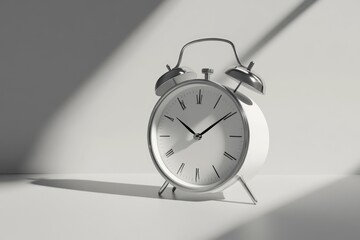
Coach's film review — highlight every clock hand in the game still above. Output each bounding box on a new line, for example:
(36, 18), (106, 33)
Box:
(176, 117), (196, 135)
(199, 112), (231, 136)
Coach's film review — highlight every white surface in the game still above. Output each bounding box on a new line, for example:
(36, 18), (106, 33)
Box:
(1, 174), (359, 240)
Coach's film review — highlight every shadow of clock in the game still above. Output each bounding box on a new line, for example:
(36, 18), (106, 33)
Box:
(30, 178), (225, 202)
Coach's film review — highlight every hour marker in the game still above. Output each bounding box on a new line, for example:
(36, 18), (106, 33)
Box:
(224, 151), (236, 161)
(223, 111), (237, 120)
(164, 115), (174, 122)
(213, 95), (222, 109)
(160, 135), (170, 137)
(196, 89), (203, 104)
(195, 168), (200, 182)
(177, 163), (185, 174)
(177, 97), (186, 110)
(229, 135), (242, 138)
(212, 165), (220, 178)
(165, 149), (174, 158)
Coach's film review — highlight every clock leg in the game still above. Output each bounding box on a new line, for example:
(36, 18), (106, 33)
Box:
(158, 181), (169, 196)
(236, 175), (258, 205)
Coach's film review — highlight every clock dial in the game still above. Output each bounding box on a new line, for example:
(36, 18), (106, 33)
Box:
(149, 80), (248, 191)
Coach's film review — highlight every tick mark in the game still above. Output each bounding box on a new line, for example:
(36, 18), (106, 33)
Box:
(177, 97), (186, 110)
(224, 151), (236, 161)
(212, 165), (220, 178)
(213, 95), (222, 109)
(165, 149), (174, 158)
(160, 135), (170, 137)
(164, 115), (174, 122)
(177, 163), (185, 174)
(229, 135), (242, 138)
(196, 89), (203, 104)
(195, 168), (200, 182)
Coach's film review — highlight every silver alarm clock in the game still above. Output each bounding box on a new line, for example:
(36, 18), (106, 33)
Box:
(148, 38), (269, 204)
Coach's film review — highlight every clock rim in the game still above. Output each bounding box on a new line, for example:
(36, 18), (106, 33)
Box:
(147, 79), (250, 193)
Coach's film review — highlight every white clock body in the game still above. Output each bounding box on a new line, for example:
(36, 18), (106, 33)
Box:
(148, 79), (268, 193)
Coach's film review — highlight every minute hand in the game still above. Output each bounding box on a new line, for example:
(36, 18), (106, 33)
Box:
(200, 112), (231, 136)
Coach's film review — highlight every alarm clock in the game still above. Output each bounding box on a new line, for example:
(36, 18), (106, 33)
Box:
(148, 38), (269, 204)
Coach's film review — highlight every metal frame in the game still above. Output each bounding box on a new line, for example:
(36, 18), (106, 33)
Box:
(152, 38), (261, 204)
(158, 181), (169, 195)
(236, 175), (257, 204)
(158, 175), (258, 204)
(148, 80), (250, 193)
(174, 38), (244, 68)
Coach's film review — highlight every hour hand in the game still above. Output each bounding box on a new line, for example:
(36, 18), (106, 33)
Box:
(176, 117), (196, 134)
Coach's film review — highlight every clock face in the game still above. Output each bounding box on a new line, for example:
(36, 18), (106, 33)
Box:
(148, 80), (249, 192)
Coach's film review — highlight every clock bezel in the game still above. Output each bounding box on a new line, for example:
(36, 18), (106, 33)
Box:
(147, 79), (250, 193)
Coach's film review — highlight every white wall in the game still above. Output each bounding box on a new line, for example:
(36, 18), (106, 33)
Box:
(257, 0), (360, 175)
(0, 0), (163, 173)
(2, 0), (360, 174)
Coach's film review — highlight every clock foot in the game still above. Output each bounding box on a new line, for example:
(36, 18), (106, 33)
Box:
(158, 181), (169, 196)
(172, 186), (176, 193)
(236, 175), (258, 205)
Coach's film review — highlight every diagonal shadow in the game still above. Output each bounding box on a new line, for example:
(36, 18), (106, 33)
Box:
(0, 0), (318, 174)
(30, 178), (225, 202)
(352, 160), (360, 174)
(216, 0), (318, 90)
(241, 0), (318, 62)
(212, 176), (360, 240)
(0, 1), (164, 173)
